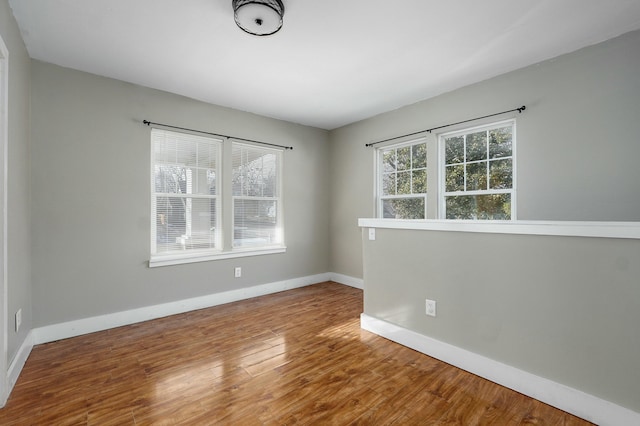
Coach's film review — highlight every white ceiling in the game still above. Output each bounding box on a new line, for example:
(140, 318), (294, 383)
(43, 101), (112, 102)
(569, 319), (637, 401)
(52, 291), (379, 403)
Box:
(8, 0), (640, 130)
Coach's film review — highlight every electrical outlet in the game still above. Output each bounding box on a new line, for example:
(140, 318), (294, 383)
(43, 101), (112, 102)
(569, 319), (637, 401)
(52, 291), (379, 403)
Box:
(15, 309), (22, 332)
(425, 299), (436, 317)
(368, 228), (376, 240)
(234, 267), (242, 278)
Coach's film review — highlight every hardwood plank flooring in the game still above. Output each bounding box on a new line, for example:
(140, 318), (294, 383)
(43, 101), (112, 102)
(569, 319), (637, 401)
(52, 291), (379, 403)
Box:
(0, 282), (593, 425)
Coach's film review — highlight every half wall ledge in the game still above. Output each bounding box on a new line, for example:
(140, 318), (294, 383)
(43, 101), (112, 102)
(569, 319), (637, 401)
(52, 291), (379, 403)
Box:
(358, 218), (640, 239)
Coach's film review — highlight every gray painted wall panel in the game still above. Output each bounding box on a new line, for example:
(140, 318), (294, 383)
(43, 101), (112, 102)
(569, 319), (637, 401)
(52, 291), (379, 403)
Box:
(30, 61), (330, 326)
(330, 27), (640, 415)
(330, 29), (640, 279)
(1, 0), (33, 365)
(362, 228), (640, 412)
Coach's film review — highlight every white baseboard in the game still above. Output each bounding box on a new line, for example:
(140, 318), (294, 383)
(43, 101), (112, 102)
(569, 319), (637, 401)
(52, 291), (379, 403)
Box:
(7, 274), (356, 407)
(7, 330), (34, 393)
(360, 314), (639, 426)
(34, 273), (331, 345)
(328, 272), (363, 289)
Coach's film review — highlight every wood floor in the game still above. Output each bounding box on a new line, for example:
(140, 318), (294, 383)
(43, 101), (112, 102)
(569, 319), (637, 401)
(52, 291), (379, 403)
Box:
(0, 282), (592, 425)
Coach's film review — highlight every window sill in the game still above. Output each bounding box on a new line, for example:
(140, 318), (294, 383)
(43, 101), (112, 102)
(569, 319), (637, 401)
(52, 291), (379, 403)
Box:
(149, 246), (287, 268)
(358, 218), (640, 240)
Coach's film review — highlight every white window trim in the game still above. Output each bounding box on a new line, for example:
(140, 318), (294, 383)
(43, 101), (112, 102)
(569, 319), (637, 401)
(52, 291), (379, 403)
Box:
(437, 119), (517, 220)
(149, 132), (286, 268)
(149, 246), (287, 268)
(375, 136), (428, 219)
(0, 33), (9, 407)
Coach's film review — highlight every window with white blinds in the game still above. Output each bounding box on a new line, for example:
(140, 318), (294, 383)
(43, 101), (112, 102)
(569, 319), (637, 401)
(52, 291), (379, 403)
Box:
(151, 130), (221, 256)
(232, 143), (282, 248)
(150, 129), (285, 266)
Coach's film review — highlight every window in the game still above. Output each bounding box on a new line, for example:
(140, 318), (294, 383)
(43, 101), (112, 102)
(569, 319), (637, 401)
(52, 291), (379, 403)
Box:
(150, 129), (284, 266)
(377, 138), (427, 219)
(232, 143), (282, 248)
(375, 120), (516, 221)
(152, 130), (221, 255)
(440, 121), (515, 220)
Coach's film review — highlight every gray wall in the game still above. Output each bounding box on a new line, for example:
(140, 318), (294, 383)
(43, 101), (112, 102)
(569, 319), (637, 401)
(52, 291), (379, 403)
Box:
(1, 0), (32, 365)
(331, 28), (640, 413)
(30, 61), (330, 326)
(363, 229), (640, 412)
(362, 228), (640, 413)
(330, 29), (640, 279)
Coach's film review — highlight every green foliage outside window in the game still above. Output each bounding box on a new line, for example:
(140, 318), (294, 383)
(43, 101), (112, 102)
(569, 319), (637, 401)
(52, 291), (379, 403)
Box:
(443, 125), (514, 220)
(381, 141), (427, 219)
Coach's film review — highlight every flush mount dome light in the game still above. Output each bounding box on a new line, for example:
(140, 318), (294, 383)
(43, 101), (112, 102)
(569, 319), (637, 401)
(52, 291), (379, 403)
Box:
(232, 0), (285, 36)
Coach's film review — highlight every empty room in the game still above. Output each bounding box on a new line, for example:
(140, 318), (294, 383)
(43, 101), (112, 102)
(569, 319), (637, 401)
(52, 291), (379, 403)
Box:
(1, 0), (639, 424)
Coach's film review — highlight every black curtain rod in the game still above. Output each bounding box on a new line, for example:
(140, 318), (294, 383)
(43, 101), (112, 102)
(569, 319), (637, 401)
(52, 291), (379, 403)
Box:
(142, 120), (294, 150)
(365, 105), (526, 147)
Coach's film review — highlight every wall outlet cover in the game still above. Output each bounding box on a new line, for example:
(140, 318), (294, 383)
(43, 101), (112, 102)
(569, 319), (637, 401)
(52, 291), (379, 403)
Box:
(425, 299), (436, 317)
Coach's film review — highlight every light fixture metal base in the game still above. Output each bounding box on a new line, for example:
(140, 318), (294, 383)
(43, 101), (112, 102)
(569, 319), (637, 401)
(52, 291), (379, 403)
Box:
(232, 0), (285, 36)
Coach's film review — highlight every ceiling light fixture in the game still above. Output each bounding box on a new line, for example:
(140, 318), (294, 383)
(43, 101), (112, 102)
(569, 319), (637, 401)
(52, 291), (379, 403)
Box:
(232, 0), (285, 36)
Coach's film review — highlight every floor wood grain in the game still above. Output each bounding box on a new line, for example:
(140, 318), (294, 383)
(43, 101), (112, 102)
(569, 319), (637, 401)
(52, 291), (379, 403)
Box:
(0, 282), (592, 425)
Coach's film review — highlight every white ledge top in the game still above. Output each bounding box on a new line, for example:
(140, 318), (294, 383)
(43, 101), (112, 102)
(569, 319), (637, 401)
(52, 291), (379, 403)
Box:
(358, 218), (640, 240)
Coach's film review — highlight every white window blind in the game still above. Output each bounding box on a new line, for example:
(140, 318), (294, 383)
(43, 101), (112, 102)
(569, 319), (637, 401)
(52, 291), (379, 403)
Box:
(232, 142), (282, 248)
(151, 129), (221, 256)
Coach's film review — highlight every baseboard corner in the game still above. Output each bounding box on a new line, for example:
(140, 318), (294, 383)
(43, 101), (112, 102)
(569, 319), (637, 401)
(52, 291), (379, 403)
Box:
(329, 272), (363, 289)
(7, 330), (34, 394)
